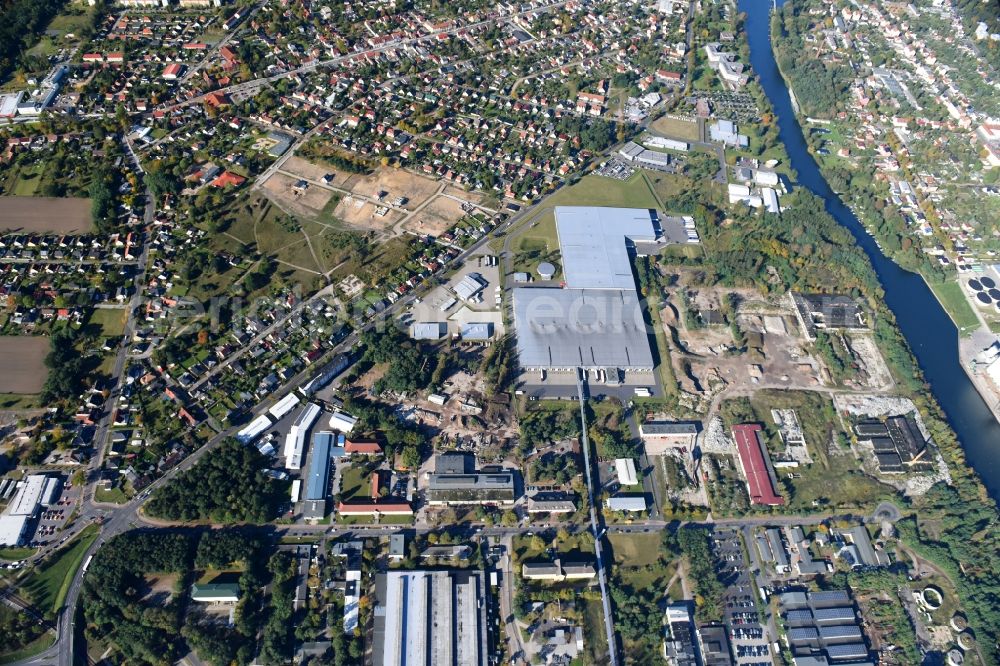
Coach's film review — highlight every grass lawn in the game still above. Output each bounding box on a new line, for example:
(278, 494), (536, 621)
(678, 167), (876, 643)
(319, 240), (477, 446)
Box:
(0, 546), (37, 561)
(0, 394), (41, 410)
(20, 524), (99, 617)
(46, 5), (96, 36)
(335, 514), (414, 525)
(930, 280), (980, 337)
(94, 486), (127, 504)
(608, 532), (675, 593)
(582, 597), (610, 664)
(10, 164), (43, 196)
(0, 631), (56, 665)
(84, 308), (127, 338)
(607, 533), (664, 568)
(338, 464), (369, 503)
(279, 535), (323, 545)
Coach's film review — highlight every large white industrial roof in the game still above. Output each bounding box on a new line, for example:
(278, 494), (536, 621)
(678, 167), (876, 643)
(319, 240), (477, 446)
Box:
(554, 206), (659, 290)
(8, 475), (47, 516)
(236, 414), (273, 443)
(268, 393), (301, 420)
(0, 514), (29, 547)
(512, 288), (655, 370)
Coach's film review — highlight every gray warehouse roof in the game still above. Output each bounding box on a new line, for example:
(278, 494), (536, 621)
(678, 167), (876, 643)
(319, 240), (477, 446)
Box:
(813, 607), (856, 623)
(785, 610), (814, 625)
(554, 206), (659, 290)
(412, 322), (446, 340)
(818, 624), (862, 641)
(809, 590), (851, 606)
(824, 643), (869, 660)
(513, 288), (655, 370)
(607, 495), (648, 511)
(787, 627), (819, 642)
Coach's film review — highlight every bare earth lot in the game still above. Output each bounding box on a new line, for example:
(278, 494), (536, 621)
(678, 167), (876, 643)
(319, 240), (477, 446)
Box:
(264, 159), (477, 236)
(403, 195), (468, 236)
(0, 337), (49, 393)
(344, 167), (441, 208)
(261, 172), (336, 219)
(281, 156), (338, 183)
(0, 197), (92, 234)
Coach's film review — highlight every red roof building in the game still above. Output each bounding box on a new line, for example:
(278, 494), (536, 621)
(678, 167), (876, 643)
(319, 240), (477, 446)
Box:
(210, 171), (246, 188)
(162, 63), (184, 80)
(337, 501), (412, 516)
(732, 424), (784, 506)
(204, 92), (232, 108)
(345, 439), (382, 455)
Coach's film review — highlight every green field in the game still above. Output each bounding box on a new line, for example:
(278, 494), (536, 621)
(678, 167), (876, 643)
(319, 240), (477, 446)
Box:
(336, 514), (413, 525)
(94, 486), (127, 505)
(930, 280), (980, 337)
(20, 524), (99, 617)
(582, 597), (610, 664)
(0, 632), (55, 665)
(607, 532), (663, 568)
(0, 546), (37, 561)
(338, 464), (369, 503)
(84, 308), (127, 338)
(0, 394), (41, 410)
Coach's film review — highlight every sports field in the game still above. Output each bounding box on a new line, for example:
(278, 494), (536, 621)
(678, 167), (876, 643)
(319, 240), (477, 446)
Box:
(0, 197), (92, 234)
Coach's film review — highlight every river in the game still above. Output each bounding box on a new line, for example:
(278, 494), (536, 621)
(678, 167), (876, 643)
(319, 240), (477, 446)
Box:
(739, 0), (1000, 500)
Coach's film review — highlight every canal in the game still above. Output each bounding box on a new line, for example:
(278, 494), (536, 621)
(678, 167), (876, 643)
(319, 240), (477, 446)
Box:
(739, 0), (1000, 499)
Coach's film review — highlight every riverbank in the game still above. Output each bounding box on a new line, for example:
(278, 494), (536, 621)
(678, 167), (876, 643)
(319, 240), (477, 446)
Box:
(744, 2), (1000, 659)
(745, 0), (1000, 499)
(767, 0), (1000, 448)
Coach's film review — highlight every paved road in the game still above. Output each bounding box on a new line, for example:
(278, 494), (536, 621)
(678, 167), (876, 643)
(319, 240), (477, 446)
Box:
(576, 379), (619, 666)
(86, 139), (156, 493)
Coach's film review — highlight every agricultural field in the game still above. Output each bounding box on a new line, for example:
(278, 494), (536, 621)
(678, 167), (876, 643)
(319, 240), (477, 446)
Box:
(0, 337), (49, 394)
(0, 197), (92, 234)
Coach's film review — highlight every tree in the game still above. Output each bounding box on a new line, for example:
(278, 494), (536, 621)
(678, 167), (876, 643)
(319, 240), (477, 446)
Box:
(400, 446), (420, 470)
(145, 440), (288, 523)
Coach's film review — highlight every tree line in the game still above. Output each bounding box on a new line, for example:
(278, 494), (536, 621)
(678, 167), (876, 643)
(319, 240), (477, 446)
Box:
(145, 439), (289, 523)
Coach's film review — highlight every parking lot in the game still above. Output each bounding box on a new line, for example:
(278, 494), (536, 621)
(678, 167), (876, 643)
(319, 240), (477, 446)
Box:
(593, 158), (637, 180)
(711, 528), (774, 666)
